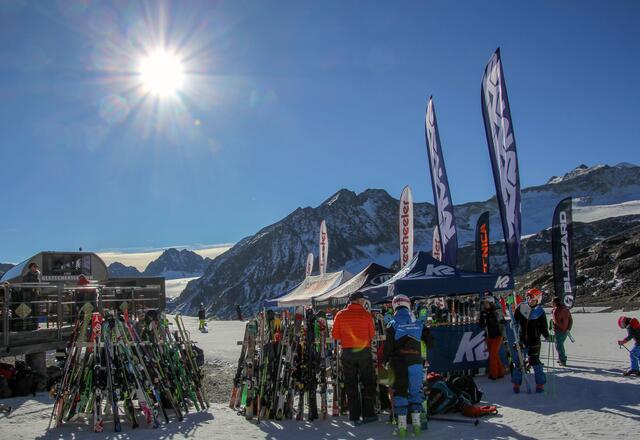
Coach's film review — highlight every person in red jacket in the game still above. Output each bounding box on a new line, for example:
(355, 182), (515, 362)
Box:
(331, 291), (376, 425)
(617, 316), (640, 376)
(551, 297), (573, 366)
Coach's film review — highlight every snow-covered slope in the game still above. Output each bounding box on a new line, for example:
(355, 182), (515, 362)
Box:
(173, 163), (640, 319)
(3, 312), (639, 439)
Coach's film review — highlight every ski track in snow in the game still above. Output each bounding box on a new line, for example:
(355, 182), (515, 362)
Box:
(1, 313), (639, 439)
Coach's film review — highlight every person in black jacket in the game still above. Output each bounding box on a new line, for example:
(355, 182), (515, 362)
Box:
(198, 303), (206, 331)
(479, 295), (506, 379)
(512, 288), (550, 393)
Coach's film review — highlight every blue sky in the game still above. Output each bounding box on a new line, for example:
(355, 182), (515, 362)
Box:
(0, 0), (638, 262)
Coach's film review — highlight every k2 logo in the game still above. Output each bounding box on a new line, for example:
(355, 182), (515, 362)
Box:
(454, 331), (488, 363)
(494, 275), (510, 289)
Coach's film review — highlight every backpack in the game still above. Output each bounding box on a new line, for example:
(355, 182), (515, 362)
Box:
(9, 362), (35, 397)
(448, 375), (483, 404)
(427, 380), (471, 415)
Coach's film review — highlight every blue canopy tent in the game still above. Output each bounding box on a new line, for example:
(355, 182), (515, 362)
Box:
(360, 251), (513, 303)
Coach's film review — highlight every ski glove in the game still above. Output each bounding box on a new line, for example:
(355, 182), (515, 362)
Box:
(618, 339), (627, 346)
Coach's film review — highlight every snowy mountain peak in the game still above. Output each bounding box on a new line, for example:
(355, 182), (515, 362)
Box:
(142, 248), (210, 279)
(547, 164), (608, 184)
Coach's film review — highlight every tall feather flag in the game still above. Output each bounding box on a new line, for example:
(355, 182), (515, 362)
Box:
(319, 220), (329, 275)
(552, 197), (577, 308)
(432, 225), (442, 262)
(481, 48), (522, 273)
(305, 253), (314, 277)
(425, 97), (458, 266)
(399, 186), (414, 268)
(475, 211), (490, 273)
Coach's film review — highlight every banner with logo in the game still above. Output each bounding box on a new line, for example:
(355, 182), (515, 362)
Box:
(432, 226), (442, 261)
(475, 211), (490, 273)
(305, 253), (314, 277)
(552, 197), (577, 308)
(319, 220), (328, 275)
(399, 186), (414, 268)
(481, 48), (522, 273)
(425, 97), (458, 267)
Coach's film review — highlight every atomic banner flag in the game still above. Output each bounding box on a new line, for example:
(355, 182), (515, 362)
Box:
(319, 220), (329, 275)
(432, 225), (442, 262)
(425, 97), (458, 266)
(399, 186), (414, 268)
(552, 197), (577, 308)
(475, 211), (490, 273)
(481, 48), (522, 273)
(305, 253), (314, 277)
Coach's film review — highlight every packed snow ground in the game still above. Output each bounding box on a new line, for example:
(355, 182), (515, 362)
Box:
(1, 312), (639, 439)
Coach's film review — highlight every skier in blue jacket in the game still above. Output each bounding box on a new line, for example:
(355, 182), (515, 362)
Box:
(512, 288), (550, 393)
(383, 294), (430, 438)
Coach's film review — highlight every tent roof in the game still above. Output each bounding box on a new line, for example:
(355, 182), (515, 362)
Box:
(361, 251), (513, 303)
(313, 263), (394, 308)
(264, 270), (351, 308)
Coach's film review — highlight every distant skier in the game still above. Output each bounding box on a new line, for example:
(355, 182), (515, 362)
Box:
(617, 315), (640, 376)
(382, 294), (430, 438)
(198, 303), (206, 331)
(512, 288), (550, 394)
(551, 297), (573, 366)
(479, 295), (506, 380)
(235, 304), (243, 321)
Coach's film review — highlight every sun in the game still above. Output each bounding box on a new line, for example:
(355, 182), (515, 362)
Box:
(138, 50), (184, 97)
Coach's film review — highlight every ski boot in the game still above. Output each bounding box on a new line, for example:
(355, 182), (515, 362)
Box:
(396, 414), (408, 439)
(535, 384), (544, 394)
(411, 412), (422, 436)
(512, 384), (520, 394)
(622, 370), (640, 376)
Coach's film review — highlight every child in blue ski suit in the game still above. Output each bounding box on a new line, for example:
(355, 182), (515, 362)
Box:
(383, 294), (430, 438)
(512, 289), (550, 393)
(617, 315), (640, 376)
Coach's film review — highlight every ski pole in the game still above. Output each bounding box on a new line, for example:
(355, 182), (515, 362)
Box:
(620, 344), (640, 361)
(567, 332), (575, 343)
(428, 416), (480, 426)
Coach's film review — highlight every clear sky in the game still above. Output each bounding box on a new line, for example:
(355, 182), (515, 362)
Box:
(1, 0), (638, 262)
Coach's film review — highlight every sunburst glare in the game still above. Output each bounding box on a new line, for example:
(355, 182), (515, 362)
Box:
(138, 50), (184, 97)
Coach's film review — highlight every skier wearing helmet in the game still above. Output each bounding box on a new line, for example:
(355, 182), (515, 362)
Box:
(617, 316), (640, 376)
(382, 294), (430, 438)
(512, 288), (550, 393)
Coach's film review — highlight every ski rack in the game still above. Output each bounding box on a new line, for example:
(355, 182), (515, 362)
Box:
(1, 281), (164, 355)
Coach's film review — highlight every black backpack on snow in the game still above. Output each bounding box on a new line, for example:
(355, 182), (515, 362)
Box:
(448, 375), (483, 404)
(9, 361), (35, 397)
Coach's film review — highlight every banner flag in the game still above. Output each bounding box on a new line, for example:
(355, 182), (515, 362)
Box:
(305, 253), (314, 277)
(399, 186), (414, 268)
(475, 211), (490, 273)
(552, 197), (577, 308)
(481, 48), (522, 272)
(319, 220), (329, 275)
(425, 97), (458, 266)
(432, 225), (442, 262)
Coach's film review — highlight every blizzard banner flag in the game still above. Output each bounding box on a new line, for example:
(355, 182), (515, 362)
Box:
(399, 186), (414, 267)
(425, 97), (458, 267)
(475, 211), (490, 273)
(432, 225), (442, 262)
(552, 197), (577, 308)
(319, 220), (329, 275)
(305, 253), (314, 277)
(481, 48), (522, 273)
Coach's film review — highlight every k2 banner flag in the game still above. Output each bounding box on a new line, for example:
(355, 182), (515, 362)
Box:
(481, 48), (522, 273)
(399, 186), (414, 268)
(319, 220), (329, 275)
(425, 97), (458, 266)
(305, 253), (314, 277)
(552, 197), (577, 308)
(475, 211), (490, 273)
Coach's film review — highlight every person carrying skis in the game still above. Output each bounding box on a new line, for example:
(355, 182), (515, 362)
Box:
(512, 288), (550, 393)
(479, 294), (506, 380)
(617, 315), (640, 376)
(331, 291), (377, 425)
(382, 294), (430, 438)
(198, 303), (206, 331)
(551, 297), (573, 366)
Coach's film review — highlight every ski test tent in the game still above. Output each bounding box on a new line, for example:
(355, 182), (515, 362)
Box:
(360, 251), (514, 302)
(264, 270), (352, 308)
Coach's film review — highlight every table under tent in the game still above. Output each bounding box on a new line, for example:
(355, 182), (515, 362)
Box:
(360, 251), (515, 374)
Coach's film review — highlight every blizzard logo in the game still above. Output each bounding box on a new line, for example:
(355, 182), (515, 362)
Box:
(454, 331), (488, 363)
(424, 264), (455, 277)
(483, 54), (521, 261)
(426, 100), (457, 257)
(494, 275), (510, 289)
(559, 210), (574, 307)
